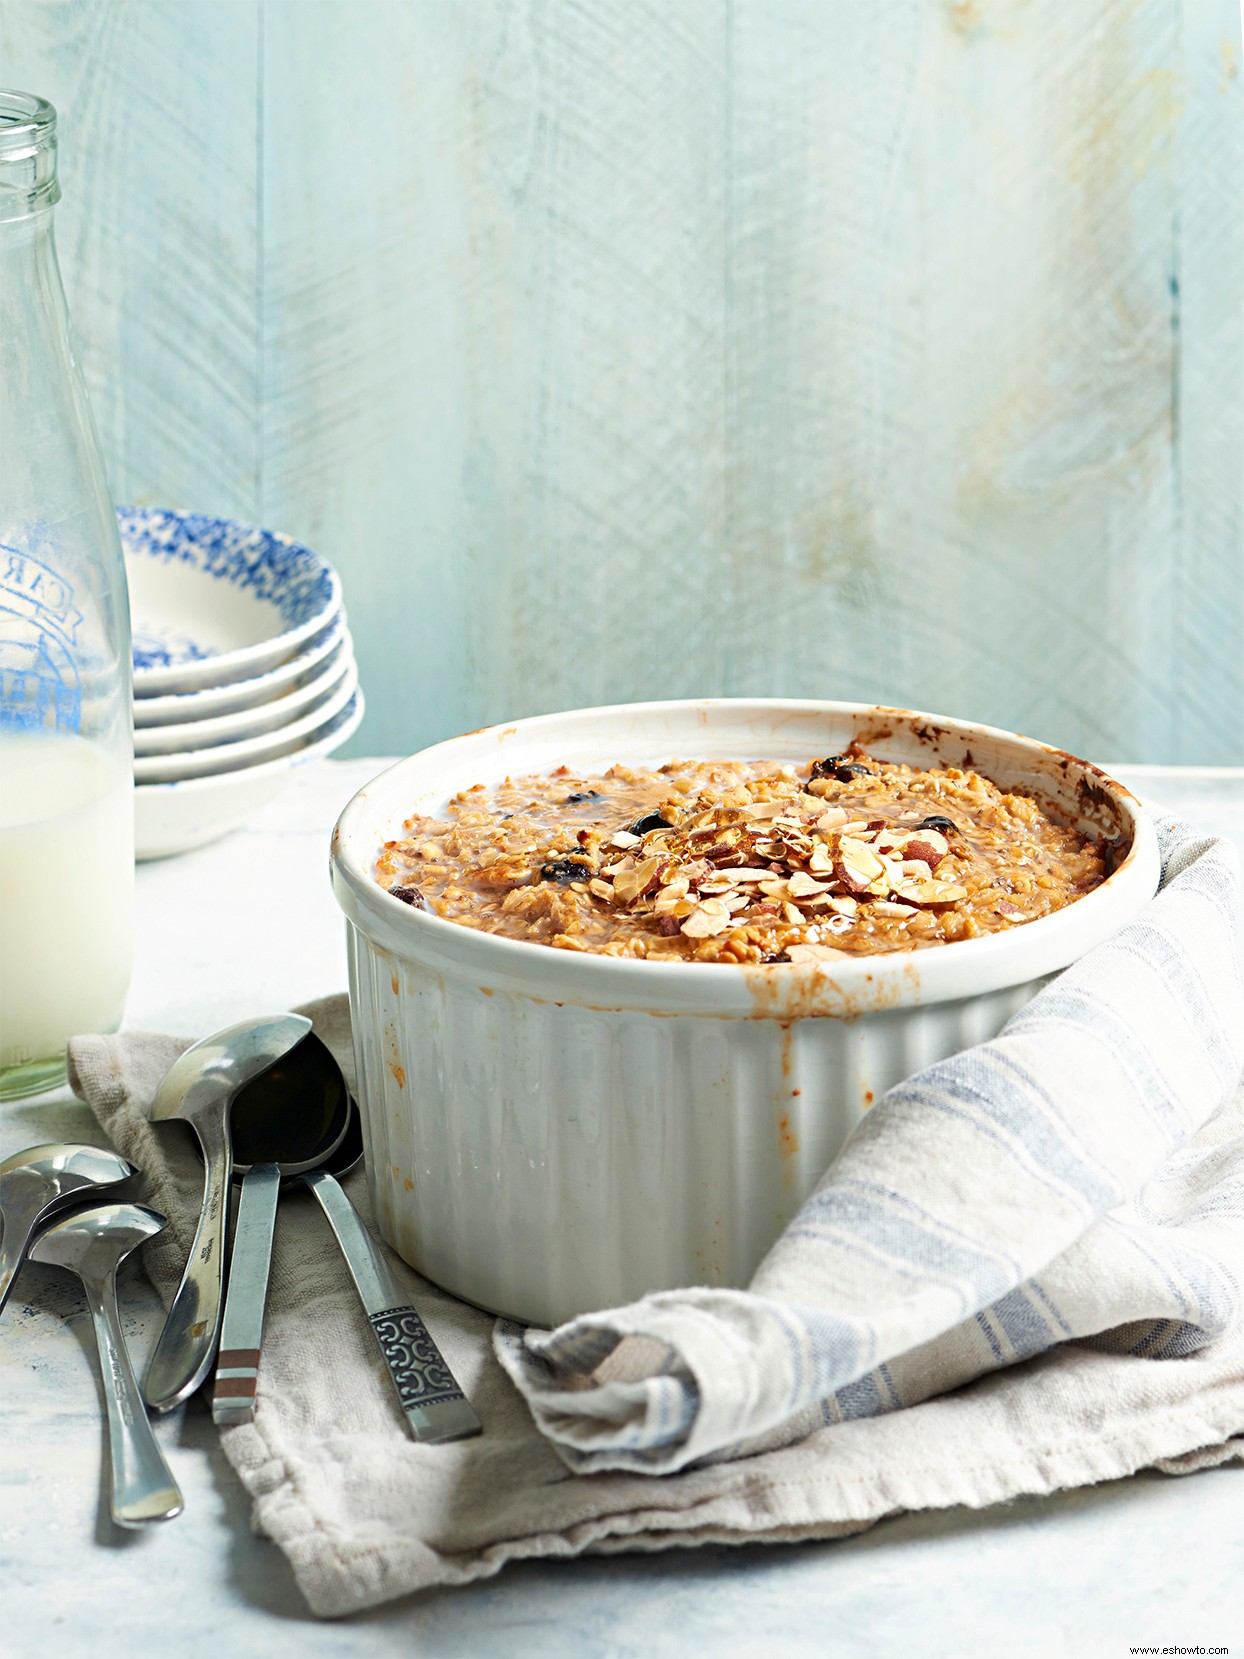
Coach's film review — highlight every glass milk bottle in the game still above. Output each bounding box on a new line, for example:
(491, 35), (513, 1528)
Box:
(0, 92), (133, 1099)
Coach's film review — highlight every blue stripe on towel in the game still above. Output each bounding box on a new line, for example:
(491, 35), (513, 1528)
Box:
(836, 1177), (1025, 1280)
(786, 1303), (871, 1397)
(974, 1310), (1006, 1363)
(989, 1287), (1058, 1360)
(1010, 987), (1185, 1139)
(1027, 1278), (1074, 1339)
(903, 1052), (1117, 1214)
(834, 1371), (885, 1420)
(791, 1185), (1016, 1303)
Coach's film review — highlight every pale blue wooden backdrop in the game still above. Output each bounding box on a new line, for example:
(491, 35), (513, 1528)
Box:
(2, 0), (1241, 763)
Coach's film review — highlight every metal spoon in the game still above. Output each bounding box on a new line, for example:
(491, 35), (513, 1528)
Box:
(143, 1012), (312, 1412)
(29, 1202), (184, 1527)
(213, 1024), (479, 1441)
(210, 1032), (351, 1426)
(300, 1105), (482, 1444)
(0, 1143), (136, 1315)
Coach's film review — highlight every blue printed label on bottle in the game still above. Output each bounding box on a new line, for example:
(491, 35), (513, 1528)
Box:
(0, 542), (83, 733)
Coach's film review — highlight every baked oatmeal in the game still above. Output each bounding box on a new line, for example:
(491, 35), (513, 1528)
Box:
(373, 746), (1117, 964)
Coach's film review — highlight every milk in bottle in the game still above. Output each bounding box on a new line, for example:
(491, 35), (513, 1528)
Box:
(0, 92), (134, 1098)
(0, 734), (132, 1080)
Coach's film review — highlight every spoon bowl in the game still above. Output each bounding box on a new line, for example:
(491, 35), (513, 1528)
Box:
(229, 1030), (351, 1174)
(31, 1202), (184, 1527)
(314, 1096), (364, 1178)
(211, 1031), (352, 1425)
(144, 1012), (313, 1411)
(0, 1143), (136, 1314)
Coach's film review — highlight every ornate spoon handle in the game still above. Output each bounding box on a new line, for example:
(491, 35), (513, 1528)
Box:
(302, 1170), (481, 1444)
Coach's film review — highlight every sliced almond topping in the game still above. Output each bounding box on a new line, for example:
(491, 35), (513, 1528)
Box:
(815, 806), (849, 830)
(608, 830), (642, 849)
(612, 856), (662, 904)
(786, 942), (850, 963)
(901, 837), (946, 870)
(825, 895), (858, 916)
(788, 871), (830, 897)
(835, 836), (886, 893)
(808, 843), (836, 876)
(783, 901), (805, 925)
(721, 866), (775, 884)
(892, 877), (969, 907)
(872, 900), (918, 918)
(910, 829), (949, 857)
(681, 898), (733, 937)
(589, 878), (614, 900)
(651, 877), (690, 910)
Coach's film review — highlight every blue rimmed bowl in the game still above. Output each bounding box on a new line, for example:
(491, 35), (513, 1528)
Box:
(135, 688), (364, 860)
(120, 506), (343, 697)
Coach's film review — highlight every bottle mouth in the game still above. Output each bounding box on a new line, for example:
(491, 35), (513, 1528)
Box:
(0, 91), (59, 218)
(0, 91), (56, 157)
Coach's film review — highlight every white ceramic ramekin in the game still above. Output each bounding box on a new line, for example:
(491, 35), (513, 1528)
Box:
(331, 700), (1160, 1326)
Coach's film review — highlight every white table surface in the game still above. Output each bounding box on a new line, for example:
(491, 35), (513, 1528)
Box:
(3, 758), (1243, 1659)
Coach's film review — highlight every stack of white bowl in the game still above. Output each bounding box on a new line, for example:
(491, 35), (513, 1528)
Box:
(121, 507), (364, 860)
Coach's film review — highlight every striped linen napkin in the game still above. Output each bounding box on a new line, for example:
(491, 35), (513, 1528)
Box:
(495, 820), (1244, 1474)
(66, 820), (1244, 1615)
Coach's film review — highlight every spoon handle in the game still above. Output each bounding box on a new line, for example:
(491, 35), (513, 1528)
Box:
(144, 1110), (232, 1411)
(211, 1162), (281, 1426)
(302, 1171), (481, 1443)
(0, 1212), (32, 1313)
(84, 1270), (184, 1527)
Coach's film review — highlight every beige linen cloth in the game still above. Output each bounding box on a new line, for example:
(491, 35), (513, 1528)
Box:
(70, 984), (1244, 1619)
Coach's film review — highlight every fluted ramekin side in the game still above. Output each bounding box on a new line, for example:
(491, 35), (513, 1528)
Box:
(332, 699), (1160, 1324)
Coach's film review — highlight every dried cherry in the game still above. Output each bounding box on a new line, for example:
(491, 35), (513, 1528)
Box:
(809, 756), (874, 783)
(627, 811), (674, 836)
(538, 857), (596, 883)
